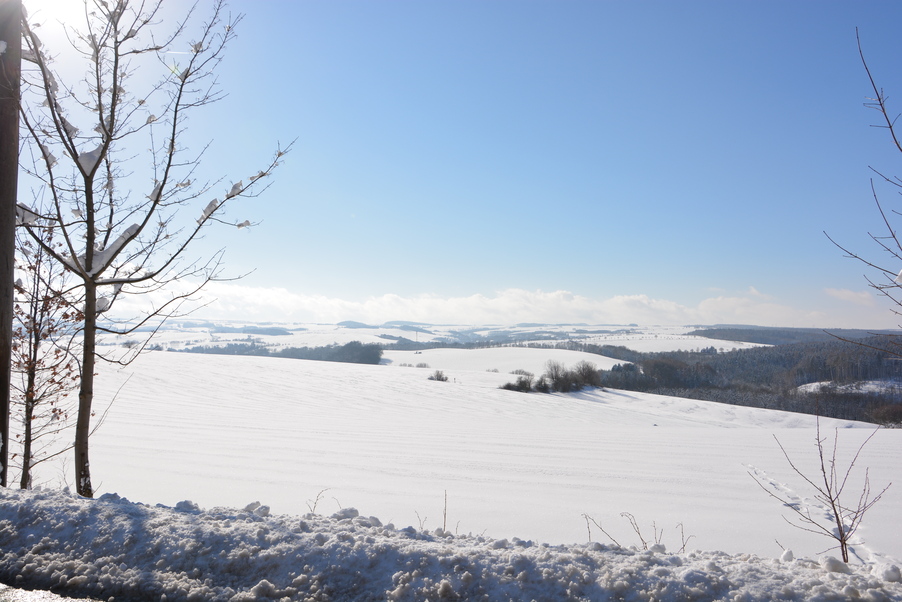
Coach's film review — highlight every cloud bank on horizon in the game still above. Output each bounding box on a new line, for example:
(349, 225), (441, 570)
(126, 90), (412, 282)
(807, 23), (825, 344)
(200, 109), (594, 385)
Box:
(111, 282), (894, 329)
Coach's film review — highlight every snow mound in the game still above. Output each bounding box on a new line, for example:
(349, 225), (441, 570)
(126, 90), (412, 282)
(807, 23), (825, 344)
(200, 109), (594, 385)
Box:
(1, 489), (901, 602)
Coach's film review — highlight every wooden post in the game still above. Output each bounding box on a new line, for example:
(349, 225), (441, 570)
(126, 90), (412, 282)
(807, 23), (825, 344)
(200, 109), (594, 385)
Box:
(0, 0), (22, 488)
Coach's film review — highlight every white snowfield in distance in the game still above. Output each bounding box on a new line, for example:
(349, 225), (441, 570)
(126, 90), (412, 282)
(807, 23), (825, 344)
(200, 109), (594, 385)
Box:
(132, 321), (767, 355)
(383, 346), (626, 375)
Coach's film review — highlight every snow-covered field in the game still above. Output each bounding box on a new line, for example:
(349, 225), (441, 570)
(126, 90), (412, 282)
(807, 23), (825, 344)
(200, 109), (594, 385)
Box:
(2, 324), (901, 600)
(140, 321), (765, 355)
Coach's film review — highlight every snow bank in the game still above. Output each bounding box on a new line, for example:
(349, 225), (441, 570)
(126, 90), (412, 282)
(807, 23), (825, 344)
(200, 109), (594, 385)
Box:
(2, 489), (900, 602)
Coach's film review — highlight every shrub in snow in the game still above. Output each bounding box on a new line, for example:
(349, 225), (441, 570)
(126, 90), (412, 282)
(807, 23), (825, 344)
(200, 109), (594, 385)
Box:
(572, 360), (602, 388)
(871, 403), (902, 427)
(500, 375), (533, 392)
(428, 370), (448, 382)
(500, 369), (534, 392)
(534, 375), (551, 393)
(543, 360), (590, 392)
(544, 360), (570, 392)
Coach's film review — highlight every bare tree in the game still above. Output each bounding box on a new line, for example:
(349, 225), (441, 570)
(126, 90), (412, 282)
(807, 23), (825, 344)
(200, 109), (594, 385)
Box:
(16, 0), (290, 497)
(11, 226), (81, 489)
(0, 0), (24, 491)
(825, 30), (902, 357)
(750, 419), (890, 563)
(543, 359), (567, 391)
(572, 360), (601, 388)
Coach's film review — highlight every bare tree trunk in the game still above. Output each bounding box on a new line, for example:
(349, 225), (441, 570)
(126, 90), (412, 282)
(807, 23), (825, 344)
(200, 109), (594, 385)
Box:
(19, 340), (40, 489)
(0, 0), (23, 489)
(19, 371), (35, 489)
(75, 282), (96, 497)
(19, 293), (39, 489)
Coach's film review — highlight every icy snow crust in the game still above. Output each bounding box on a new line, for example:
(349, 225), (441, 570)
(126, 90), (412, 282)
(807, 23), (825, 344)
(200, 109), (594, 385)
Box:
(2, 488), (901, 602)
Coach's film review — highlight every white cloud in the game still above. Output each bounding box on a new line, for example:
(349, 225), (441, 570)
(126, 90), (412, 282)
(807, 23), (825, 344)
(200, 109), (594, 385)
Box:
(102, 283), (886, 329)
(824, 288), (876, 307)
(104, 280), (897, 329)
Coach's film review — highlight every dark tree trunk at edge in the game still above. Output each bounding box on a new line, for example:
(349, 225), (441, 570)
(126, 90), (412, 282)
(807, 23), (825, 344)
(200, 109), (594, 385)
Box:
(0, 0), (22, 488)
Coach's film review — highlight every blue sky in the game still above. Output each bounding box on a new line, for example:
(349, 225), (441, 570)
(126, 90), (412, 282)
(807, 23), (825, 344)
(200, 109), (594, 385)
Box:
(24, 1), (902, 327)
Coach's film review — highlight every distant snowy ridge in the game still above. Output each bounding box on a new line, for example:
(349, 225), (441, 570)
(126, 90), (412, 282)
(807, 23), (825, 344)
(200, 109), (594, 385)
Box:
(1, 489), (901, 602)
(798, 380), (902, 395)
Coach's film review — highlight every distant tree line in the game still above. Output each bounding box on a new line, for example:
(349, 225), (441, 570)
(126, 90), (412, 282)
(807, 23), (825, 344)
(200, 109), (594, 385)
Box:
(502, 337), (902, 425)
(522, 337), (901, 386)
(687, 327), (899, 346)
(181, 341), (383, 365)
(600, 337), (901, 424)
(177, 323), (295, 336)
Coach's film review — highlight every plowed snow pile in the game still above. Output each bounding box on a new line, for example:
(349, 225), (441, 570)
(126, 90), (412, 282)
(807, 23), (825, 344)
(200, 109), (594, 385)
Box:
(2, 489), (901, 601)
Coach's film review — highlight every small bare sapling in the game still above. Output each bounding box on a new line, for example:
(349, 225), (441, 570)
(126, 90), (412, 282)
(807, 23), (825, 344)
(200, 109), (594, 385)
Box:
(751, 419), (891, 563)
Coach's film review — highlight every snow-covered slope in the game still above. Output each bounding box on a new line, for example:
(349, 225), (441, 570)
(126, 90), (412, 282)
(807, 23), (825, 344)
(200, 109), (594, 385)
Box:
(381, 345), (625, 375)
(3, 347), (901, 600)
(79, 351), (902, 560)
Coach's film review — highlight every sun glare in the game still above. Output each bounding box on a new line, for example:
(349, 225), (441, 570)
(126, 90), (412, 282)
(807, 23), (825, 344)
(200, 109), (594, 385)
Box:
(24, 0), (88, 27)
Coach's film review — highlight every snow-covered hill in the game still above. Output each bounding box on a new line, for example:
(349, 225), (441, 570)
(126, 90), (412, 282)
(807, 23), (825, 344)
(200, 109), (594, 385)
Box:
(2, 333), (901, 600)
(134, 321), (765, 355)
